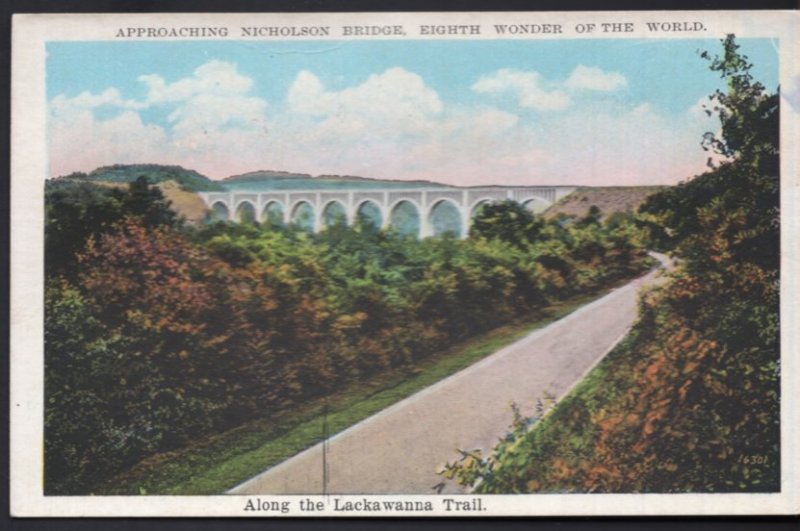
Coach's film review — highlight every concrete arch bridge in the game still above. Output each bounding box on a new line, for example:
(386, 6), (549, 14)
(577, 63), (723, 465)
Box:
(198, 186), (575, 239)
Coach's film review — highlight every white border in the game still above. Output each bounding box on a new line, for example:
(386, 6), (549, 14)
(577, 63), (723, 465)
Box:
(10, 10), (800, 517)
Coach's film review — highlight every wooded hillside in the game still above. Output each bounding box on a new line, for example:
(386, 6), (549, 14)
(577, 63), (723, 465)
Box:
(440, 35), (780, 494)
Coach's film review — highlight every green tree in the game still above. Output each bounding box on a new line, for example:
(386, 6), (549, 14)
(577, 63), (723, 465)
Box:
(469, 200), (543, 249)
(45, 176), (177, 279)
(124, 175), (178, 227)
(700, 35), (780, 176)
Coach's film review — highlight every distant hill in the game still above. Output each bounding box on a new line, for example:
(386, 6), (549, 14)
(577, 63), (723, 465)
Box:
(315, 173), (449, 188)
(544, 186), (666, 220)
(56, 165), (462, 193)
(223, 170), (451, 191)
(59, 164), (226, 192)
(223, 170), (313, 182)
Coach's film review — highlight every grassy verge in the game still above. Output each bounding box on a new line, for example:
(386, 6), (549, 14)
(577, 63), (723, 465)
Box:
(438, 326), (650, 494)
(97, 272), (646, 495)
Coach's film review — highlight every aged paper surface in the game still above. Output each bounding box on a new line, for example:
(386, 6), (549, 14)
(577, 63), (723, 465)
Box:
(10, 10), (800, 516)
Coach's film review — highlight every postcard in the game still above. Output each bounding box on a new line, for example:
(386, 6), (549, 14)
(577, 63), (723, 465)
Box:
(10, 10), (800, 516)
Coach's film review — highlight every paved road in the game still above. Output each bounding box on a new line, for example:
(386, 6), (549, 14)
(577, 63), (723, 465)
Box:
(230, 256), (668, 495)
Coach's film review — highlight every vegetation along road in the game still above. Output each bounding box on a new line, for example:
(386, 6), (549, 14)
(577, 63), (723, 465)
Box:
(231, 253), (670, 495)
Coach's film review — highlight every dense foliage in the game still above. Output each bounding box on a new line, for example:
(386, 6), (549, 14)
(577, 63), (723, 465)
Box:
(45, 176), (178, 278)
(441, 35), (780, 493)
(44, 177), (649, 493)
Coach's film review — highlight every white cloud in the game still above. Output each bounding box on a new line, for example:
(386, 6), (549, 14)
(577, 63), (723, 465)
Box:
(49, 109), (168, 176)
(50, 87), (145, 113)
(268, 67), (448, 176)
(141, 60), (269, 144)
(273, 69), (530, 182)
(398, 107), (550, 185)
(166, 92), (268, 139)
(49, 60), (272, 177)
(288, 67), (443, 135)
(472, 69), (571, 112)
(565, 65), (628, 92)
(529, 99), (719, 186)
(138, 60), (254, 104)
(466, 107), (520, 136)
(471, 65), (627, 113)
(286, 70), (326, 114)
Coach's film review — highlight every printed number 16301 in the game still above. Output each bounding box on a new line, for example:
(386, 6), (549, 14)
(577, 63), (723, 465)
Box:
(737, 454), (769, 465)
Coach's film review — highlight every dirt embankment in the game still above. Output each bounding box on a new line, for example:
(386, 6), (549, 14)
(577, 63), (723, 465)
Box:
(156, 180), (208, 223)
(545, 186), (665, 220)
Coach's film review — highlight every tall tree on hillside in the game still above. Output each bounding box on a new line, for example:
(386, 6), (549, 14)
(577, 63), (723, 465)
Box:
(124, 175), (178, 227)
(700, 35), (780, 177)
(641, 35), (779, 259)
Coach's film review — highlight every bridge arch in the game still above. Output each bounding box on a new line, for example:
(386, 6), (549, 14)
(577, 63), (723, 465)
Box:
(355, 199), (384, 231)
(522, 197), (550, 215)
(290, 201), (315, 232)
(388, 199), (421, 238)
(261, 200), (285, 226)
(209, 201), (230, 222)
(469, 198), (498, 219)
(428, 198), (464, 238)
(234, 200), (257, 224)
(321, 200), (348, 229)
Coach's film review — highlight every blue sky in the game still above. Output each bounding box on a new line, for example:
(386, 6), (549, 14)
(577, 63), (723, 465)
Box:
(46, 38), (779, 185)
